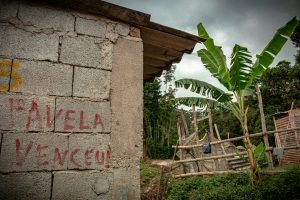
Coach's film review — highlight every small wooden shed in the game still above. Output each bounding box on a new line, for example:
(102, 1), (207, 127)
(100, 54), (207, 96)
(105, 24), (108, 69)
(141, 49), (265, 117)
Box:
(273, 108), (300, 164)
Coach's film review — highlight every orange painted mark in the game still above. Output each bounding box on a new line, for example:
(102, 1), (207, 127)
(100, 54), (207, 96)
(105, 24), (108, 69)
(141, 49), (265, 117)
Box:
(0, 60), (22, 91)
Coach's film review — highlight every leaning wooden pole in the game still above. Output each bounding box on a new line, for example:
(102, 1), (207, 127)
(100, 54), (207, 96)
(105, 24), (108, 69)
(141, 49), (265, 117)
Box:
(207, 107), (214, 139)
(207, 107), (219, 170)
(256, 84), (274, 169)
(192, 105), (203, 172)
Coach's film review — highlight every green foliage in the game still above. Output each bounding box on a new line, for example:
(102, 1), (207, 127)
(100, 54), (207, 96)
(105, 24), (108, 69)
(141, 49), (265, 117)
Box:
(141, 164), (160, 179)
(166, 167), (300, 200)
(176, 17), (298, 119)
(143, 65), (179, 159)
(253, 142), (267, 167)
(177, 18), (298, 181)
(166, 177), (205, 200)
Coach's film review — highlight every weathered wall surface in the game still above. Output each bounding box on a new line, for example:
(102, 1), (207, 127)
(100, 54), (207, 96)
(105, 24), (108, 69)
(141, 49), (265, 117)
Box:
(0, 0), (143, 199)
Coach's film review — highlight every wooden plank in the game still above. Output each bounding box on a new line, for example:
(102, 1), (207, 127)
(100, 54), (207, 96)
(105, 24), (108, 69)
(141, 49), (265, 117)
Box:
(148, 22), (205, 43)
(143, 56), (167, 67)
(144, 43), (183, 61)
(141, 26), (196, 52)
(144, 65), (163, 75)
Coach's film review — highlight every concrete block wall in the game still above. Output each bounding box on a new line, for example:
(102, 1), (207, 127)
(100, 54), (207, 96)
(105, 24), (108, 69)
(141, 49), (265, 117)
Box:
(0, 0), (143, 199)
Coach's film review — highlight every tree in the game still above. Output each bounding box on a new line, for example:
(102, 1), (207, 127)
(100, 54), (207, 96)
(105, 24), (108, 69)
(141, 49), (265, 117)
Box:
(175, 17), (298, 182)
(143, 65), (180, 159)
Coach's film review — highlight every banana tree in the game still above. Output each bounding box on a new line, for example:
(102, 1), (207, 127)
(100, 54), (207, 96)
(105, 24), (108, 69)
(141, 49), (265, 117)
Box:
(175, 17), (298, 181)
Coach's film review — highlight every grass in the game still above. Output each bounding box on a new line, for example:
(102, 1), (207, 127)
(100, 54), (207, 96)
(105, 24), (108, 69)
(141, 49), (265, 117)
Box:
(166, 165), (300, 200)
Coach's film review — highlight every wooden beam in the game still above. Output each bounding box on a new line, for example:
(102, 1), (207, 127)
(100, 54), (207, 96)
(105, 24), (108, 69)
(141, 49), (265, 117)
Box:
(172, 128), (300, 149)
(174, 152), (248, 164)
(141, 26), (196, 52)
(173, 170), (245, 178)
(148, 22), (205, 43)
(143, 56), (167, 67)
(215, 124), (227, 155)
(256, 84), (274, 169)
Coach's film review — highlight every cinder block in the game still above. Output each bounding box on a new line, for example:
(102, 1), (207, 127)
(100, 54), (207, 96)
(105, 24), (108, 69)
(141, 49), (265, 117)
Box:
(73, 67), (110, 99)
(60, 35), (113, 70)
(55, 98), (111, 133)
(0, 93), (55, 132)
(0, 132), (68, 172)
(0, 0), (18, 21)
(12, 59), (73, 96)
(76, 17), (106, 37)
(0, 172), (51, 200)
(68, 134), (110, 170)
(19, 2), (75, 32)
(0, 24), (59, 61)
(52, 171), (112, 200)
(0, 58), (12, 92)
(115, 23), (130, 36)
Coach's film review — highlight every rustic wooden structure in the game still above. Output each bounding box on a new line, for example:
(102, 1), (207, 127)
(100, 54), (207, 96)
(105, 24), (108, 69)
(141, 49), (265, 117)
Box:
(172, 102), (300, 178)
(273, 108), (300, 164)
(173, 108), (250, 177)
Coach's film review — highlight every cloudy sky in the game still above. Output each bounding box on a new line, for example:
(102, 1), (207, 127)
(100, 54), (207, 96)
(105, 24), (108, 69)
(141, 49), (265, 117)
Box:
(106, 0), (300, 97)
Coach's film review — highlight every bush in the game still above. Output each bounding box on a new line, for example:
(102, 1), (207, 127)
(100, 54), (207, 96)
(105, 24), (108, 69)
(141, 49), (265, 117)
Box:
(167, 167), (300, 200)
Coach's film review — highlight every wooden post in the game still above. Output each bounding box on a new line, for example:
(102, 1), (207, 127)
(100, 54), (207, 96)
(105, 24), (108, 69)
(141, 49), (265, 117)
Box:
(192, 105), (203, 172)
(273, 116), (282, 147)
(256, 84), (274, 169)
(215, 124), (228, 170)
(215, 124), (226, 155)
(207, 107), (219, 170)
(207, 107), (214, 138)
(177, 118), (186, 173)
(180, 110), (189, 137)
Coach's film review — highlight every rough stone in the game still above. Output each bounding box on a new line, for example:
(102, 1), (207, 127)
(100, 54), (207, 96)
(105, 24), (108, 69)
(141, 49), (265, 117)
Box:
(0, 93), (55, 132)
(0, 24), (59, 61)
(19, 2), (75, 32)
(76, 17), (106, 37)
(68, 134), (110, 170)
(0, 58), (12, 92)
(73, 67), (110, 99)
(52, 171), (112, 200)
(60, 35), (112, 70)
(12, 59), (73, 96)
(115, 23), (130, 36)
(55, 98), (111, 133)
(0, 132), (68, 172)
(0, 0), (18, 21)
(105, 32), (119, 43)
(0, 172), (51, 200)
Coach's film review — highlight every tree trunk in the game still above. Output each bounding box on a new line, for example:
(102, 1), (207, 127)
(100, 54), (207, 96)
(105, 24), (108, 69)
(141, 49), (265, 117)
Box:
(242, 114), (259, 182)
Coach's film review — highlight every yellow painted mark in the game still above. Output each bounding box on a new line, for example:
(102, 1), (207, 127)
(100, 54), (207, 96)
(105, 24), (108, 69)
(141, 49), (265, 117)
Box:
(0, 60), (22, 91)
